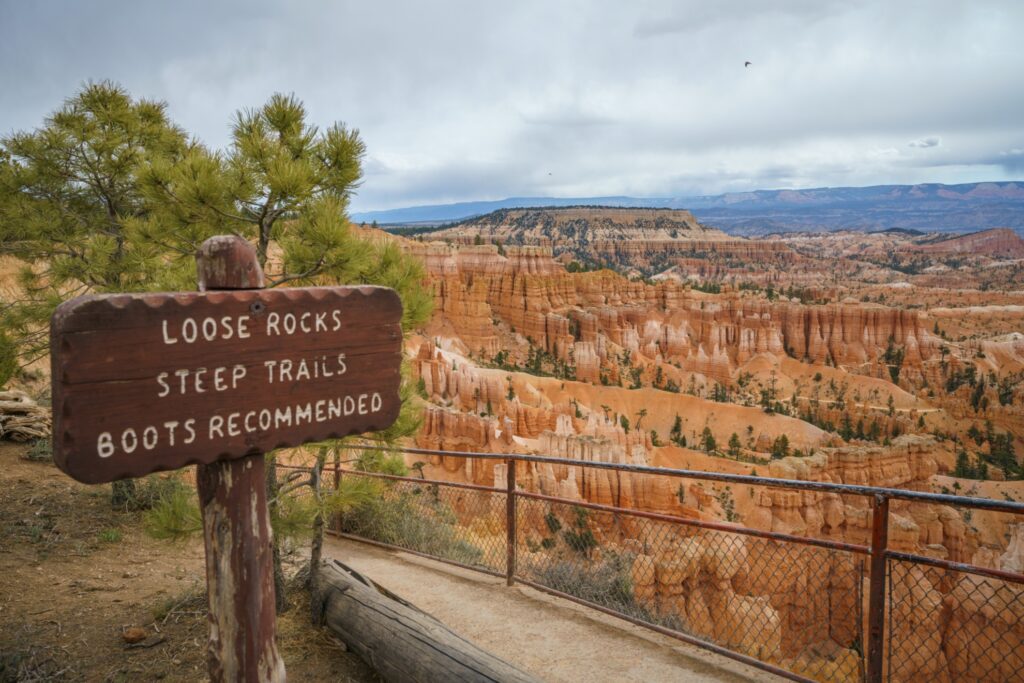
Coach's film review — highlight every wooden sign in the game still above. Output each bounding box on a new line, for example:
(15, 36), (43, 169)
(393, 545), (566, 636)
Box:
(51, 285), (403, 484)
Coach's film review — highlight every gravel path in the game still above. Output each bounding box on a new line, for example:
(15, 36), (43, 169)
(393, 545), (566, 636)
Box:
(324, 536), (778, 683)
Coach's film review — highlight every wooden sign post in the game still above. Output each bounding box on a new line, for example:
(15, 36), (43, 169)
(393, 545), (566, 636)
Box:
(50, 235), (404, 682)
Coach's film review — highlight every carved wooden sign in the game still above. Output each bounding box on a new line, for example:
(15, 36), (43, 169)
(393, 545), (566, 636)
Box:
(50, 286), (403, 484)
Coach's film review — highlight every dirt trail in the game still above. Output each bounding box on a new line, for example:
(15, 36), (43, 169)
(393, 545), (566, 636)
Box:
(324, 536), (775, 683)
(0, 442), (377, 682)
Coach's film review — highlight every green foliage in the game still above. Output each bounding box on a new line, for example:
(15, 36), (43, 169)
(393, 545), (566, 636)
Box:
(716, 488), (738, 522)
(770, 434), (790, 460)
(946, 365), (977, 393)
(98, 528), (123, 543)
(1, 84), (432, 368)
(562, 506), (598, 556)
(340, 485), (483, 566)
(760, 371), (779, 413)
(506, 342), (577, 380)
(985, 431), (1021, 479)
(670, 414), (685, 447)
(882, 335), (904, 383)
(701, 426), (717, 454)
(0, 82), (191, 362)
(23, 438), (52, 462)
(143, 482), (202, 541)
(954, 449), (988, 480)
(728, 433), (742, 458)
(114, 473), (192, 512)
(544, 511), (563, 534)
(997, 375), (1017, 406)
(970, 379), (987, 413)
(691, 281), (721, 294)
(840, 412), (854, 441)
(619, 415), (630, 433)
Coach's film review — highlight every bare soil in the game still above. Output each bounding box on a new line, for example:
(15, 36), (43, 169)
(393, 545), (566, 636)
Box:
(0, 441), (378, 682)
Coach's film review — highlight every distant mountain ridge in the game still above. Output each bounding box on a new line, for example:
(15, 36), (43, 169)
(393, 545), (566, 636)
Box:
(352, 181), (1024, 235)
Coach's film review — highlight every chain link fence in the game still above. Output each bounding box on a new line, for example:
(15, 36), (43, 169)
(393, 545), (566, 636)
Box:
(337, 472), (507, 576)
(513, 494), (866, 682)
(887, 556), (1024, 682)
(289, 447), (1024, 683)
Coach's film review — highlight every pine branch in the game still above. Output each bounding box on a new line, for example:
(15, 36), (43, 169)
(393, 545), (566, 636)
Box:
(267, 255), (325, 287)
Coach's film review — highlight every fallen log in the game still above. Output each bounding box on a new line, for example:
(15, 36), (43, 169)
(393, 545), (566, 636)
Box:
(315, 559), (539, 683)
(0, 390), (51, 442)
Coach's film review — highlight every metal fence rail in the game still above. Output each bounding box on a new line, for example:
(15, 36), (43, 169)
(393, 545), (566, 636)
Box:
(313, 445), (1024, 683)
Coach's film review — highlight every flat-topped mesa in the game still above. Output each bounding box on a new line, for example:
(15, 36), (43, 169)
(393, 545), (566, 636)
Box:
(436, 206), (719, 239)
(430, 206), (736, 265)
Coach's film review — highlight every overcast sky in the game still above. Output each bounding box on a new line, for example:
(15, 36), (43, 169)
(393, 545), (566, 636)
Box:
(2, 1), (1023, 211)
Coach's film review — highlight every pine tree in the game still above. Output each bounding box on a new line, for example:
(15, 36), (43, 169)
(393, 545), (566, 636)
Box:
(701, 427), (717, 454)
(0, 82), (190, 361)
(142, 93), (433, 614)
(3, 85), (433, 615)
(670, 414), (684, 446)
(728, 433), (742, 458)
(1, 82), (189, 506)
(771, 434), (790, 459)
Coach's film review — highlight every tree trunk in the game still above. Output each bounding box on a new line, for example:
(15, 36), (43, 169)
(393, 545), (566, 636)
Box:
(315, 560), (539, 683)
(265, 455), (290, 613)
(308, 448), (327, 624)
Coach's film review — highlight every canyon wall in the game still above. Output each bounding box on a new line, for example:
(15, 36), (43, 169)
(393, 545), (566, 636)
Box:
(409, 241), (939, 388)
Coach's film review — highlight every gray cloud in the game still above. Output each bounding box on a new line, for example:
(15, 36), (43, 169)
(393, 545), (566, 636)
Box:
(2, 1), (1022, 212)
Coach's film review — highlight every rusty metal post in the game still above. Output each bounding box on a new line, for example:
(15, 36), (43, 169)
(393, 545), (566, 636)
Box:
(333, 455), (343, 533)
(195, 236), (286, 683)
(866, 494), (889, 683)
(506, 459), (517, 586)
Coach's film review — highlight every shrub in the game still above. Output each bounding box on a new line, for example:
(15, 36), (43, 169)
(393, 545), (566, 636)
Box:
(340, 487), (484, 566)
(532, 552), (638, 615)
(98, 528), (123, 543)
(23, 439), (52, 462)
(144, 482), (202, 541)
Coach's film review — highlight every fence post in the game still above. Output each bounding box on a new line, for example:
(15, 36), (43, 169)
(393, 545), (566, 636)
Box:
(334, 455), (343, 533)
(866, 494), (889, 683)
(506, 459), (517, 586)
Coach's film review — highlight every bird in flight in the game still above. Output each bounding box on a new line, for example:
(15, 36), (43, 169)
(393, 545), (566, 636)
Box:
(744, 61), (752, 67)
